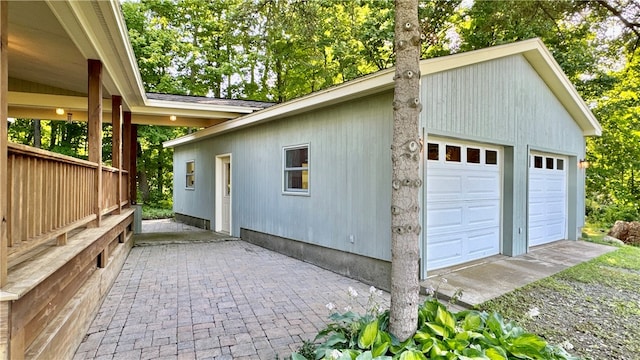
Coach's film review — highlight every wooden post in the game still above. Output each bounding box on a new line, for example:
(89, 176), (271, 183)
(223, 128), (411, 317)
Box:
(112, 95), (122, 213)
(129, 124), (137, 204)
(0, 2), (10, 358)
(88, 59), (102, 227)
(0, 0), (8, 289)
(123, 111), (131, 206)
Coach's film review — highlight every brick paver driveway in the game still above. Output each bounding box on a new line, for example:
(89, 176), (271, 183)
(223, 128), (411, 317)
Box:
(74, 240), (389, 360)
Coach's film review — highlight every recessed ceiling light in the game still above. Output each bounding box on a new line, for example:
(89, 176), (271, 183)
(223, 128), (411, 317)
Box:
(55, 108), (65, 115)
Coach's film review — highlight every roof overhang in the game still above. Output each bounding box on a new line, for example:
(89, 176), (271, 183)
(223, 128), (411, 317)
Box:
(9, 0), (262, 127)
(165, 38), (601, 148)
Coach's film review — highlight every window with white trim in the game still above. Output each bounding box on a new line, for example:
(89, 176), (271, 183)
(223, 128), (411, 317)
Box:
(283, 145), (309, 194)
(186, 160), (195, 189)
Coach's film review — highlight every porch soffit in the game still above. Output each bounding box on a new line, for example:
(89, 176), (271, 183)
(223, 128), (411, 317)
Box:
(8, 0), (264, 127)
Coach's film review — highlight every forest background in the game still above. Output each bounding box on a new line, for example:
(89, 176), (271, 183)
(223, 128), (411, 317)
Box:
(7, 0), (640, 226)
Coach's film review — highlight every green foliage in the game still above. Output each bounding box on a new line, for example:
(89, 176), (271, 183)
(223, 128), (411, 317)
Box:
(294, 298), (576, 360)
(141, 205), (174, 220)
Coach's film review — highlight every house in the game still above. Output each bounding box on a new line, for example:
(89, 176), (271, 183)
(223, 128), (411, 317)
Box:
(165, 38), (602, 290)
(0, 1), (267, 359)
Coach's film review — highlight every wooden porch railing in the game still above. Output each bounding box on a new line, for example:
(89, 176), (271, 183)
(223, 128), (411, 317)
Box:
(6, 143), (129, 262)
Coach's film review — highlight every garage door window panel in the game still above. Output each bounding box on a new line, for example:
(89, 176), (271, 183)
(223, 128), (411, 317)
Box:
(467, 148), (480, 164)
(446, 145), (461, 162)
(486, 150), (498, 165)
(428, 143), (439, 161)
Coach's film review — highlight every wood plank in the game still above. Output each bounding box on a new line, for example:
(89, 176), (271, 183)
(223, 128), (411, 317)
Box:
(88, 59), (102, 227)
(123, 111), (132, 202)
(6, 155), (12, 248)
(112, 96), (122, 214)
(130, 124), (137, 204)
(9, 215), (131, 335)
(2, 210), (133, 300)
(6, 215), (96, 264)
(0, 5), (9, 359)
(0, 301), (9, 359)
(8, 144), (97, 169)
(25, 232), (133, 360)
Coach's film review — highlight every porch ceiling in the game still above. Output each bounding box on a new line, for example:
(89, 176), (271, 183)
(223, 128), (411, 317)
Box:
(7, 1), (265, 127)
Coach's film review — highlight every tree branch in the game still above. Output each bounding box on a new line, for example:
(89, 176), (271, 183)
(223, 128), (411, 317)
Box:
(595, 0), (640, 39)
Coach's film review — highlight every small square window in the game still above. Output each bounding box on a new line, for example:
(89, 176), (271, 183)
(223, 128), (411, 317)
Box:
(445, 145), (461, 162)
(467, 148), (480, 164)
(546, 157), (554, 169)
(534, 156), (543, 168)
(284, 145), (309, 194)
(186, 160), (195, 189)
(486, 150), (498, 165)
(427, 143), (439, 161)
(557, 159), (564, 170)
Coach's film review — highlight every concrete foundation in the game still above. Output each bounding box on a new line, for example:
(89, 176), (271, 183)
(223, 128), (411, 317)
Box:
(175, 213), (210, 230)
(241, 228), (392, 291)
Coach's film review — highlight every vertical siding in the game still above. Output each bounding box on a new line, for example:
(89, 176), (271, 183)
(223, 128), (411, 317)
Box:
(173, 92), (394, 261)
(422, 54), (586, 256)
(173, 53), (589, 265)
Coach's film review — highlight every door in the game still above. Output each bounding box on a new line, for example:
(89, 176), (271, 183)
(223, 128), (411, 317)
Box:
(528, 152), (567, 247)
(425, 139), (502, 270)
(215, 154), (232, 234)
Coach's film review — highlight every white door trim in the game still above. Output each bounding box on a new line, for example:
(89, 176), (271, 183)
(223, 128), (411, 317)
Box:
(215, 154), (232, 234)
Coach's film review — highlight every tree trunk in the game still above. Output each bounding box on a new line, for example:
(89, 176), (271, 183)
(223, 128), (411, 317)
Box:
(49, 121), (58, 150)
(139, 169), (150, 203)
(157, 145), (164, 198)
(33, 119), (41, 148)
(389, 0), (422, 341)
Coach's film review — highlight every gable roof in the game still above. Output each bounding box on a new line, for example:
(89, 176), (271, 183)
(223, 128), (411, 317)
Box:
(164, 38), (601, 147)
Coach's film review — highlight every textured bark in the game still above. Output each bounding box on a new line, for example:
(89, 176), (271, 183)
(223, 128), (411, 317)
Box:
(389, 0), (421, 341)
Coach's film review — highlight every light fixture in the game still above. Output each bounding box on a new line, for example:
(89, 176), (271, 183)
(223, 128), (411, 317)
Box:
(169, 115), (177, 121)
(578, 159), (589, 169)
(67, 113), (73, 122)
(55, 108), (65, 115)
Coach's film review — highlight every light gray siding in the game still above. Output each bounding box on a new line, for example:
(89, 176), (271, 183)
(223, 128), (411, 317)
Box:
(173, 53), (589, 270)
(174, 93), (395, 261)
(421, 54), (586, 256)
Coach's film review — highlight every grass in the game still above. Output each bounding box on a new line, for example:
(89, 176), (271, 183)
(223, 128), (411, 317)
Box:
(141, 205), (174, 220)
(479, 245), (640, 359)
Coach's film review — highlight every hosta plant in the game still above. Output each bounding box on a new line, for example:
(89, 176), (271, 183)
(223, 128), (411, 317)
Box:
(293, 296), (577, 360)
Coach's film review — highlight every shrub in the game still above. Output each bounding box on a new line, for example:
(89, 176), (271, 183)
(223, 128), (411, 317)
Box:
(293, 292), (577, 360)
(141, 206), (174, 220)
(587, 200), (639, 228)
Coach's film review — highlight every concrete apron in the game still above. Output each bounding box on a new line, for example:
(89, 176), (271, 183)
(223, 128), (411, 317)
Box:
(420, 240), (617, 308)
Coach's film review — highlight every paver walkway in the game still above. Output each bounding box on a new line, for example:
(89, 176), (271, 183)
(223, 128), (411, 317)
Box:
(74, 240), (389, 360)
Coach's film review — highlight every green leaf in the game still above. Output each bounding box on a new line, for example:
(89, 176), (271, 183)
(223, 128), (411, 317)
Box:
(372, 341), (389, 357)
(358, 319), (379, 349)
(435, 306), (456, 330)
(290, 353), (308, 360)
(355, 351), (373, 360)
(399, 349), (428, 360)
(463, 312), (483, 331)
(425, 323), (451, 339)
(508, 334), (547, 358)
(485, 347), (508, 360)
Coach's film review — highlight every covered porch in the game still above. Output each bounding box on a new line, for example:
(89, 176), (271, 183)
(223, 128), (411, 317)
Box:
(0, 1), (265, 359)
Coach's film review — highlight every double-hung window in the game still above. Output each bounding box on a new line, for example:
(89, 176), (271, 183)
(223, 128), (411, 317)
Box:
(283, 144), (309, 194)
(186, 160), (195, 189)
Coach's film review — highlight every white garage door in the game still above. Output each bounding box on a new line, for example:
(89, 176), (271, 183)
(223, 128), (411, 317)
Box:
(425, 139), (502, 270)
(528, 152), (567, 247)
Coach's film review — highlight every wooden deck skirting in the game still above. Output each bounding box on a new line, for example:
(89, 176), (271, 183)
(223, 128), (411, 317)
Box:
(1, 209), (134, 360)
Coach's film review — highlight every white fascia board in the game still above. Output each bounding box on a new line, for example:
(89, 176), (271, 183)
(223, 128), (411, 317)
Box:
(144, 99), (260, 114)
(164, 68), (396, 148)
(128, 104), (241, 120)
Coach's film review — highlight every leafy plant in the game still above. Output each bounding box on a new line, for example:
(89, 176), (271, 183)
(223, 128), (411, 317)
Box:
(293, 292), (578, 360)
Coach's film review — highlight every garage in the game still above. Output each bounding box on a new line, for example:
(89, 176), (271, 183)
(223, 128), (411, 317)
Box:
(528, 152), (568, 247)
(425, 139), (502, 270)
